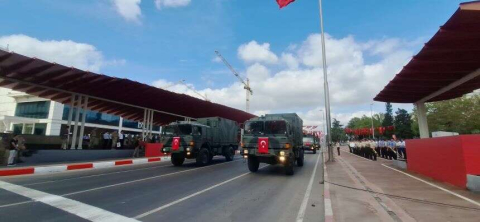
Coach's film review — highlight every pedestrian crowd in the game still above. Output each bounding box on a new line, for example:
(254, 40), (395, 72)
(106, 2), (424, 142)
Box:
(348, 138), (407, 161)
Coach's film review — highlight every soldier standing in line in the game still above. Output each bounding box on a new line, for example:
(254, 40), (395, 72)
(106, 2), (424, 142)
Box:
(111, 131), (118, 149)
(370, 139), (377, 161)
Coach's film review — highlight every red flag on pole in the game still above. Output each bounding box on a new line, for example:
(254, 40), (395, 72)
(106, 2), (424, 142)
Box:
(276, 0), (295, 9)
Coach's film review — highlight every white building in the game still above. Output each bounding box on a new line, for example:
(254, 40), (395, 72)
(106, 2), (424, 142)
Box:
(0, 87), (160, 136)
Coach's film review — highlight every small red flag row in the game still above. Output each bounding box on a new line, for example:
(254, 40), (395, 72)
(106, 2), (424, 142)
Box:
(344, 126), (395, 136)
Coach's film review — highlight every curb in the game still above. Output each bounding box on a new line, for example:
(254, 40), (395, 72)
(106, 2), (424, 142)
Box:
(0, 156), (171, 177)
(324, 153), (334, 222)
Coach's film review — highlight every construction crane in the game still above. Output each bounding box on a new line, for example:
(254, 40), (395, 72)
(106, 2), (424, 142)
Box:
(215, 50), (253, 112)
(177, 80), (210, 102)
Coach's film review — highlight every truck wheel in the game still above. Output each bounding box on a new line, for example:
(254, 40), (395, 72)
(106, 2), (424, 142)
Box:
(248, 156), (259, 172)
(196, 148), (210, 166)
(171, 154), (185, 166)
(297, 150), (304, 167)
(225, 146), (235, 161)
(313, 149), (317, 154)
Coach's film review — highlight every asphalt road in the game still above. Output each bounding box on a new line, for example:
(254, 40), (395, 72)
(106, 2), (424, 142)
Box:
(0, 152), (324, 222)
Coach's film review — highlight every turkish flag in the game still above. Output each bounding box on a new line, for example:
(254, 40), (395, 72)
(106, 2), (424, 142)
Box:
(258, 137), (269, 154)
(172, 137), (180, 151)
(276, 0), (295, 9)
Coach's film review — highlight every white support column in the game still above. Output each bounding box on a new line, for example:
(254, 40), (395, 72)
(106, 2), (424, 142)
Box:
(66, 94), (75, 149)
(415, 102), (430, 139)
(71, 95), (83, 149)
(118, 117), (123, 133)
(77, 96), (88, 149)
(142, 109), (147, 140)
(149, 110), (154, 138)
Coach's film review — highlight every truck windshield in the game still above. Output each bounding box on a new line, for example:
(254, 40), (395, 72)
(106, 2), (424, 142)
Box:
(163, 125), (192, 136)
(265, 121), (287, 135)
(245, 121), (264, 135)
(303, 137), (314, 143)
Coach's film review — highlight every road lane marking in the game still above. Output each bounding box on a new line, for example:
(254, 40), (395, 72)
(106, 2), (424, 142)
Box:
(134, 164), (269, 219)
(0, 180), (138, 222)
(296, 152), (321, 222)
(0, 159), (239, 209)
(23, 160), (197, 186)
(382, 164), (480, 208)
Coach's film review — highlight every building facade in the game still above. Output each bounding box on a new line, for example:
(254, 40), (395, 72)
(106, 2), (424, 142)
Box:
(0, 87), (160, 136)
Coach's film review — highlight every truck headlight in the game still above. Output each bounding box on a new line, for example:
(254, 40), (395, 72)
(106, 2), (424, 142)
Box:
(243, 149), (248, 154)
(186, 147), (191, 151)
(279, 156), (286, 162)
(187, 152), (191, 155)
(280, 151), (285, 156)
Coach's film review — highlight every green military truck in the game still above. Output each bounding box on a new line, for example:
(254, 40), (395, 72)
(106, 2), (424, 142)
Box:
(302, 135), (318, 154)
(161, 117), (239, 166)
(241, 113), (304, 175)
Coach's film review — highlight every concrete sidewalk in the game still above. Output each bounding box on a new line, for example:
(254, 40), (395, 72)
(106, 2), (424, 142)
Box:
(325, 146), (480, 222)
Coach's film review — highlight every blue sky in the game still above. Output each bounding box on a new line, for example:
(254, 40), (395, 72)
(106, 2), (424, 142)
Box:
(0, 0), (466, 125)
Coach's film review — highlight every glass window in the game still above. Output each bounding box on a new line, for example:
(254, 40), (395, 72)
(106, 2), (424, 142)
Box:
(62, 105), (120, 126)
(13, 124), (22, 134)
(265, 121), (287, 135)
(15, 101), (50, 118)
(23, 124), (34, 134)
(34, 123), (47, 135)
(245, 121), (264, 135)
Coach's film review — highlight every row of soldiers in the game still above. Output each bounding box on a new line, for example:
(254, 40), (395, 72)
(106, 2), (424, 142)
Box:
(348, 139), (399, 161)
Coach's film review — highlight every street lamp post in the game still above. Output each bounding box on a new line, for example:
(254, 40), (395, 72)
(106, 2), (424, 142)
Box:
(318, 0), (333, 162)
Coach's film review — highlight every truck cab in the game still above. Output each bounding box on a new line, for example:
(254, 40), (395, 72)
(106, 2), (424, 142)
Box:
(302, 135), (317, 154)
(162, 117), (239, 166)
(241, 113), (304, 175)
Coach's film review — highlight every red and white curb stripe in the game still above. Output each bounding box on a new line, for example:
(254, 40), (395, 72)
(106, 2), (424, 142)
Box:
(324, 155), (334, 222)
(0, 156), (171, 177)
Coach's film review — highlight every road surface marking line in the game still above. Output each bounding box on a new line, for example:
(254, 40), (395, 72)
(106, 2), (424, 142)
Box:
(63, 159), (241, 198)
(0, 158), (237, 208)
(382, 164), (480, 208)
(296, 152), (321, 222)
(0, 180), (138, 222)
(134, 164), (269, 219)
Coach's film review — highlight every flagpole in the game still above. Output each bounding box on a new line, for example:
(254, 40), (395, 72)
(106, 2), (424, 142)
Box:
(318, 0), (333, 162)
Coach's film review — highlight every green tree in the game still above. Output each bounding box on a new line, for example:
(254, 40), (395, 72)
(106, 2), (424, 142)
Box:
(425, 94), (480, 134)
(394, 108), (413, 139)
(331, 118), (347, 142)
(382, 102), (394, 138)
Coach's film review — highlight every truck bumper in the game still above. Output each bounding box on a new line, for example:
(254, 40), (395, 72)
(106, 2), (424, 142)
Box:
(242, 148), (292, 165)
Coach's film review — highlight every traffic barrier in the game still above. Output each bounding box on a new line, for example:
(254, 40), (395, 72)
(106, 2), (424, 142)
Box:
(0, 156), (171, 177)
(406, 135), (480, 188)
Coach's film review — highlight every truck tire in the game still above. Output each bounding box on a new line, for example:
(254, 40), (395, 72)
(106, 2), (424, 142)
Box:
(297, 150), (304, 167)
(171, 154), (185, 166)
(225, 146), (235, 161)
(196, 148), (210, 166)
(248, 156), (259, 172)
(313, 149), (317, 154)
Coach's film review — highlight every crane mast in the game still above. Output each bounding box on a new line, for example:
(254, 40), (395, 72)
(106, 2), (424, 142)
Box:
(215, 50), (253, 112)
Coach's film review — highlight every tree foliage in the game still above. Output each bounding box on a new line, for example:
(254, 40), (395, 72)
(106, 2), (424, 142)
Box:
(424, 94), (480, 134)
(394, 108), (413, 139)
(382, 102), (394, 138)
(331, 118), (347, 142)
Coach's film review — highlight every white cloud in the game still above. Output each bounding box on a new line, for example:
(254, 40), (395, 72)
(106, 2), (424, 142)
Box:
(238, 41), (279, 64)
(0, 34), (106, 72)
(153, 33), (419, 127)
(155, 0), (191, 9)
(111, 0), (142, 23)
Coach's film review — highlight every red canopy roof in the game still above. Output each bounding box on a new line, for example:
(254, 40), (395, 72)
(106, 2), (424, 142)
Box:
(374, 1), (480, 103)
(0, 49), (256, 125)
